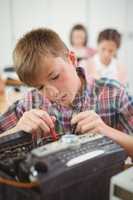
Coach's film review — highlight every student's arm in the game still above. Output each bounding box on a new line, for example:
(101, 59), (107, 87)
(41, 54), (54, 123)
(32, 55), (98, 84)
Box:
(117, 85), (133, 133)
(107, 86), (133, 157)
(71, 110), (133, 157)
(103, 126), (133, 158)
(0, 109), (55, 138)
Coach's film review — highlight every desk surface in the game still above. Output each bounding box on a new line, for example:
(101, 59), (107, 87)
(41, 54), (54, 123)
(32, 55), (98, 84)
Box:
(5, 79), (23, 86)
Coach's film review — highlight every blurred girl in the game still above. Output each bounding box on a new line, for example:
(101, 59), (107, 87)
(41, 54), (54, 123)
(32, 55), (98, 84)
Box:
(70, 24), (96, 63)
(82, 28), (128, 86)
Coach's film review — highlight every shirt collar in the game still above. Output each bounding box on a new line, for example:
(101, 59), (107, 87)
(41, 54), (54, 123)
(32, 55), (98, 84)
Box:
(72, 67), (94, 110)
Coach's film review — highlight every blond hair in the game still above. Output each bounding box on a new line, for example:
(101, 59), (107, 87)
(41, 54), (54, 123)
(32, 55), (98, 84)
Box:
(13, 28), (69, 86)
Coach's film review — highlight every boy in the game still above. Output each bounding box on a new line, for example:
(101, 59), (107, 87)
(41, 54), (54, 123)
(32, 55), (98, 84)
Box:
(0, 28), (133, 156)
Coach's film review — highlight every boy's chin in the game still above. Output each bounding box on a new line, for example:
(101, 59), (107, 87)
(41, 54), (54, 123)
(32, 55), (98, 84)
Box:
(60, 101), (71, 107)
(59, 99), (73, 107)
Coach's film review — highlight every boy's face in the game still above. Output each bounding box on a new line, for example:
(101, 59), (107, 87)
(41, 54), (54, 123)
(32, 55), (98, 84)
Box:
(98, 40), (117, 65)
(36, 55), (81, 106)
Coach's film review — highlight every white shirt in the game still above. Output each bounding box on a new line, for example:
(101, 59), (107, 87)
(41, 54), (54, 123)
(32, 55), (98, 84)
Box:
(94, 54), (118, 80)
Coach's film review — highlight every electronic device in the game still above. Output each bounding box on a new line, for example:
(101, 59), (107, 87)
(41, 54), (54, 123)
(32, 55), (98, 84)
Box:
(110, 166), (133, 200)
(0, 131), (127, 200)
(0, 131), (33, 177)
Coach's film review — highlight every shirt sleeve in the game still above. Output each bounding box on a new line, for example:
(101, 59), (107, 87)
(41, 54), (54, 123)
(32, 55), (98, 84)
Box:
(118, 87), (133, 134)
(0, 100), (25, 134)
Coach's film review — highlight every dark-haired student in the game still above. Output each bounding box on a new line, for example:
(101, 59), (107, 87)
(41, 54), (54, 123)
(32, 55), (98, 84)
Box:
(81, 28), (128, 86)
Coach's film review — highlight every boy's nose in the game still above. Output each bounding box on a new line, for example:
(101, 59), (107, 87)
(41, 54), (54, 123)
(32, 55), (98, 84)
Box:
(43, 85), (59, 98)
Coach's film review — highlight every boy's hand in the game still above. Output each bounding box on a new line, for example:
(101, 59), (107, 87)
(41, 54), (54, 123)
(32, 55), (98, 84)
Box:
(15, 109), (55, 137)
(71, 110), (108, 134)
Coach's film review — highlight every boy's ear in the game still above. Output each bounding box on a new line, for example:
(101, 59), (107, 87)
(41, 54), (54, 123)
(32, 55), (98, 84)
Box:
(68, 51), (77, 66)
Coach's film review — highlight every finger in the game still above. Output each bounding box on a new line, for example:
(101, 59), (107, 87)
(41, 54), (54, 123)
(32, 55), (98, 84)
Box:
(78, 113), (98, 126)
(19, 112), (50, 134)
(76, 117), (94, 132)
(72, 111), (98, 133)
(91, 127), (100, 134)
(71, 110), (95, 125)
(17, 121), (35, 133)
(26, 114), (51, 133)
(32, 110), (55, 129)
(51, 115), (56, 123)
(77, 120), (97, 134)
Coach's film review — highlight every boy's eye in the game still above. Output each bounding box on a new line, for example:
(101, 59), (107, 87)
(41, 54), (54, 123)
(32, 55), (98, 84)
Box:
(38, 85), (44, 90)
(51, 74), (59, 80)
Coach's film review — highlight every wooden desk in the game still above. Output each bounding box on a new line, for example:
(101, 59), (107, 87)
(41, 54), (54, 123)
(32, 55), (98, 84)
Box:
(5, 79), (23, 86)
(0, 77), (23, 113)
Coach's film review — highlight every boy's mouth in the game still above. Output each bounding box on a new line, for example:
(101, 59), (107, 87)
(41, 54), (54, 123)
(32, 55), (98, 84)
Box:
(54, 94), (71, 106)
(52, 93), (67, 101)
(52, 92), (75, 106)
(60, 94), (67, 101)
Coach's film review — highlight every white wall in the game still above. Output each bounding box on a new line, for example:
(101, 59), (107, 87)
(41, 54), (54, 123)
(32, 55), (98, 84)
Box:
(45, 0), (87, 43)
(88, 0), (127, 46)
(0, 0), (133, 92)
(0, 0), (88, 67)
(11, 0), (88, 47)
(124, 0), (133, 93)
(0, 0), (12, 70)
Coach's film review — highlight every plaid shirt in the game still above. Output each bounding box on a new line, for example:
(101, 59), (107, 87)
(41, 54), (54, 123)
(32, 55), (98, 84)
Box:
(0, 67), (133, 137)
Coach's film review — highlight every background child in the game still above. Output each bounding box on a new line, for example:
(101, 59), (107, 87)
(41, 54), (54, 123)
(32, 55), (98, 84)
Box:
(69, 24), (96, 63)
(81, 28), (128, 86)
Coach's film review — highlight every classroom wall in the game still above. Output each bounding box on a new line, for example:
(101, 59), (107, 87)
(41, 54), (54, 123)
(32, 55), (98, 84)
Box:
(0, 0), (12, 71)
(0, 0), (133, 93)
